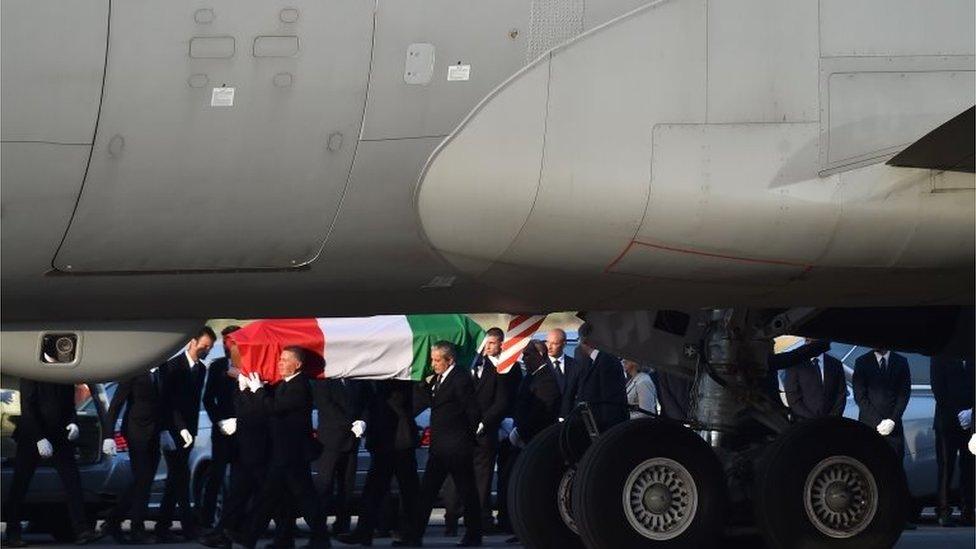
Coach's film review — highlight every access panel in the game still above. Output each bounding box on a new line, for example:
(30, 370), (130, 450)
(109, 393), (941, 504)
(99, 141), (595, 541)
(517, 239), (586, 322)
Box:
(54, 0), (373, 272)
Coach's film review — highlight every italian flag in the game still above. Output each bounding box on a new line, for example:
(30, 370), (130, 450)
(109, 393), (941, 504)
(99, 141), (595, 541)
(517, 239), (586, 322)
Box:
(225, 314), (485, 383)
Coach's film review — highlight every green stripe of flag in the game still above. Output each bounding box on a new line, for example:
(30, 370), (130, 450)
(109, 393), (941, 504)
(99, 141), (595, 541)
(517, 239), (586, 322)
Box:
(405, 314), (485, 380)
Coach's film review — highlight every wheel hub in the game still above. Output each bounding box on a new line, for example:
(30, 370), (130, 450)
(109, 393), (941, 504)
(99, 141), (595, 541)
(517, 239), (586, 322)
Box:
(804, 456), (878, 539)
(622, 457), (698, 541)
(556, 467), (580, 535)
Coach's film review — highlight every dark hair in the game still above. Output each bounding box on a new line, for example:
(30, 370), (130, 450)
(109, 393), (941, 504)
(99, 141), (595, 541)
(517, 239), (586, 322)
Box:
(282, 345), (306, 365)
(431, 340), (458, 361)
(195, 326), (217, 341)
(221, 325), (241, 337)
(485, 327), (505, 339)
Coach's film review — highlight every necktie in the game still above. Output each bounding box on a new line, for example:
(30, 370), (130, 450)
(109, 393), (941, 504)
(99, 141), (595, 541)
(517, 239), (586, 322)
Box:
(879, 356), (887, 373)
(432, 374), (442, 395)
(554, 359), (561, 375)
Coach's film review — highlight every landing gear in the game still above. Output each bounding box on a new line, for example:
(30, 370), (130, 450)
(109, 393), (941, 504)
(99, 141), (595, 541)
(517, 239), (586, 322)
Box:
(571, 419), (726, 548)
(753, 417), (907, 548)
(507, 423), (584, 549)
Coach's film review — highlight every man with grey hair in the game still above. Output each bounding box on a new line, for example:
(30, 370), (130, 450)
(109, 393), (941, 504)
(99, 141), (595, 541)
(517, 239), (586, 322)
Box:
(411, 341), (483, 547)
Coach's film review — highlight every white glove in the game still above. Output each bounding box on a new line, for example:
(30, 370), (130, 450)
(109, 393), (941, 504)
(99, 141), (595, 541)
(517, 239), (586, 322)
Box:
(237, 373), (248, 392)
(179, 428), (193, 448)
(160, 431), (176, 451)
(969, 433), (976, 456)
(218, 418), (237, 436)
(476, 422), (485, 436)
(508, 427), (523, 448)
(958, 409), (973, 430)
(351, 420), (366, 438)
(65, 423), (80, 441)
(558, 417), (565, 423)
(246, 372), (264, 393)
(102, 438), (117, 456)
(36, 438), (53, 458)
(877, 418), (896, 436)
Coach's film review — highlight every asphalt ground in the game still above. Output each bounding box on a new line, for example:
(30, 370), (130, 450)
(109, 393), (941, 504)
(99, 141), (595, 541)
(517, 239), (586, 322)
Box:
(3, 510), (974, 549)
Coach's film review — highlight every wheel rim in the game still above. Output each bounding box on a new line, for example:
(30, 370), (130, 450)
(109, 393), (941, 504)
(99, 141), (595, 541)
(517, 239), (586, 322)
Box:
(622, 457), (698, 540)
(557, 467), (579, 534)
(803, 455), (878, 539)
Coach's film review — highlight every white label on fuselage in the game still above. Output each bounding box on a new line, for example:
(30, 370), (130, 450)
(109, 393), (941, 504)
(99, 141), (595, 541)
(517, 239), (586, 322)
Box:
(447, 64), (470, 81)
(211, 87), (235, 106)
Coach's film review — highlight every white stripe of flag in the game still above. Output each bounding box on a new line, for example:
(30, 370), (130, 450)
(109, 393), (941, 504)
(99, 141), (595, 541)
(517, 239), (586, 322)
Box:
(496, 314), (547, 373)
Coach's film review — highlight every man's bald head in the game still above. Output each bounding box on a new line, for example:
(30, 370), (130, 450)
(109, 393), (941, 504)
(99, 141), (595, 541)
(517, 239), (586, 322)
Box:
(545, 328), (567, 358)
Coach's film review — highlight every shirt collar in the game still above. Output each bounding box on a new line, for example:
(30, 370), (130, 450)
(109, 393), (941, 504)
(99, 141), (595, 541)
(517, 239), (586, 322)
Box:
(874, 351), (890, 363)
(487, 355), (500, 367)
(283, 371), (301, 383)
(589, 349), (600, 362)
(440, 364), (455, 381)
(184, 350), (196, 368)
(549, 354), (564, 362)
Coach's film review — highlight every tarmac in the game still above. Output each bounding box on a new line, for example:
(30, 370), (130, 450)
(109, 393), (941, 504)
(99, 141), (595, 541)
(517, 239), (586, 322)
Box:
(3, 510), (974, 549)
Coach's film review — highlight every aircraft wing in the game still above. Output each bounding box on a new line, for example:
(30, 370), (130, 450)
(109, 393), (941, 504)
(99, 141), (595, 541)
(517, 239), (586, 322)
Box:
(887, 106), (975, 173)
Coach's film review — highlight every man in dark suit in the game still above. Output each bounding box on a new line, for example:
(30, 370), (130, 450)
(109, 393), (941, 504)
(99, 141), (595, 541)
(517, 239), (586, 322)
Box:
(930, 355), (975, 526)
(652, 370), (692, 421)
(200, 370), (275, 547)
(852, 349), (911, 459)
(311, 377), (366, 535)
(337, 380), (420, 546)
(155, 326), (215, 541)
(4, 380), (100, 547)
(560, 329), (629, 431)
(545, 329), (576, 397)
(199, 325), (242, 530)
(511, 340), (561, 445)
(236, 346), (330, 549)
(783, 341), (847, 420)
(412, 341), (483, 547)
(483, 327), (522, 535)
(100, 369), (164, 544)
(468, 346), (510, 532)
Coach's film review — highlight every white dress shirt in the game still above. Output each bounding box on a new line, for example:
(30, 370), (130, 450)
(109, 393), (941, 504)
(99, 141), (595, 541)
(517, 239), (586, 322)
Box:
(549, 354), (565, 375)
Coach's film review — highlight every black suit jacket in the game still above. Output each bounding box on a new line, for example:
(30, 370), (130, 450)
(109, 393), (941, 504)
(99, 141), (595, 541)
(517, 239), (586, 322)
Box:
(158, 353), (206, 440)
(104, 372), (161, 443)
(14, 380), (78, 446)
(513, 363), (561, 442)
(930, 356), (975, 432)
(783, 355), (847, 419)
(653, 370), (692, 421)
(852, 351), (911, 429)
(312, 378), (366, 453)
(560, 350), (629, 430)
(497, 362), (523, 418)
(363, 380), (418, 453)
(234, 388), (271, 465)
(203, 357), (237, 426)
(258, 372), (320, 466)
(548, 354), (577, 395)
(415, 367), (480, 458)
(470, 356), (510, 442)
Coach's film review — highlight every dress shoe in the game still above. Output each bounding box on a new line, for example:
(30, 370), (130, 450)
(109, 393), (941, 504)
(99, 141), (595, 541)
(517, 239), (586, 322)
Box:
(456, 537), (482, 547)
(153, 527), (178, 543)
(99, 521), (127, 544)
(74, 529), (104, 545)
(128, 530), (158, 545)
(335, 532), (372, 546)
(200, 530), (231, 547)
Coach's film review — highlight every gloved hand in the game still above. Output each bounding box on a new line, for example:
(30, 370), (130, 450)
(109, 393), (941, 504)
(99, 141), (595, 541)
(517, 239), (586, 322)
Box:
(36, 438), (53, 458)
(877, 418), (896, 436)
(218, 418), (237, 436)
(476, 422), (485, 436)
(160, 431), (176, 451)
(958, 409), (973, 430)
(179, 429), (193, 448)
(508, 427), (522, 448)
(351, 420), (366, 438)
(558, 417), (565, 423)
(245, 372), (264, 393)
(102, 438), (117, 456)
(969, 433), (976, 456)
(65, 422), (80, 441)
(237, 373), (248, 392)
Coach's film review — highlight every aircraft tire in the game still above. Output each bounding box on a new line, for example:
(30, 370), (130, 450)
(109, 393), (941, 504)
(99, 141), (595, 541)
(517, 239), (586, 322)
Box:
(508, 423), (584, 549)
(753, 416), (907, 549)
(572, 418), (726, 549)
